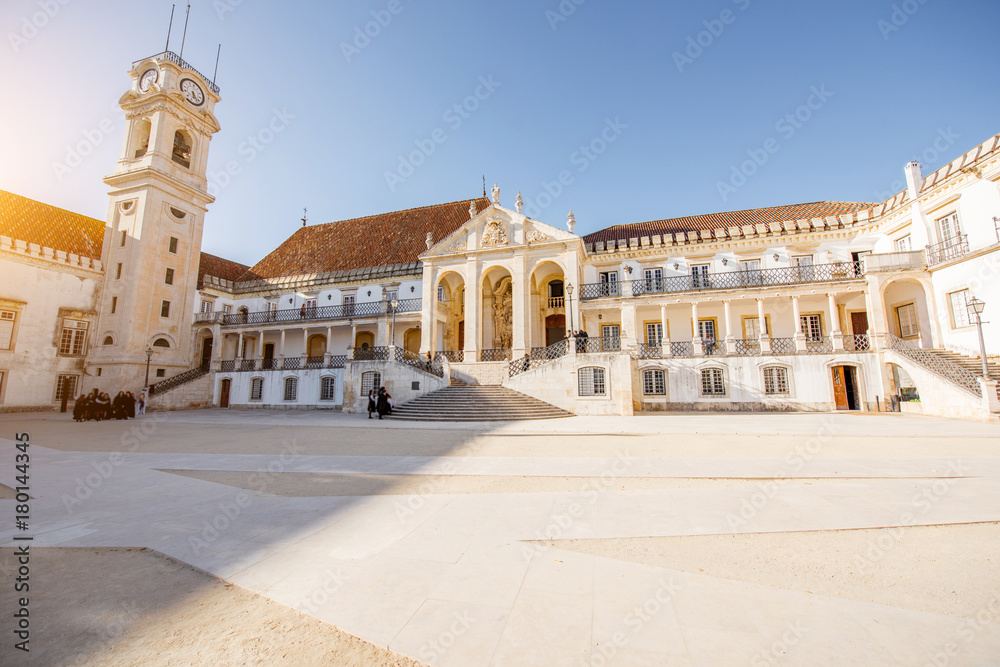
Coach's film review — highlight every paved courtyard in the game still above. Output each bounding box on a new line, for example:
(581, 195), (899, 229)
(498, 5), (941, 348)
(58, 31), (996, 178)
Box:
(2, 409), (999, 665)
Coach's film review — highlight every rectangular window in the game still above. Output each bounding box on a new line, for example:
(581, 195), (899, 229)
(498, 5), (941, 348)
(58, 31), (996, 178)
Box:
(120, 230), (127, 247)
(701, 368), (725, 396)
(793, 255), (814, 281)
(161, 300), (170, 318)
(55, 374), (78, 402)
(897, 303), (919, 338)
(698, 319), (716, 341)
(165, 268), (174, 285)
(0, 311), (15, 350)
(598, 271), (620, 296)
(800, 314), (822, 341)
(200, 300), (214, 314)
(320, 377), (336, 401)
(437, 286), (446, 302)
(763, 367), (789, 395)
(740, 260), (762, 286)
(744, 316), (767, 339)
(894, 236), (911, 252)
(578, 367), (607, 396)
(361, 371), (381, 397)
(643, 268), (663, 292)
(168, 237), (178, 253)
(936, 212), (961, 244)
(642, 369), (666, 395)
(111, 297), (117, 314)
(116, 263), (122, 279)
(691, 264), (710, 289)
(645, 322), (663, 346)
(250, 378), (263, 401)
(223, 304), (232, 315)
(58, 320), (88, 355)
(156, 369), (165, 378)
(949, 290), (972, 328)
(343, 294), (356, 315)
(304, 298), (317, 316)
(385, 289), (398, 302)
(283, 377), (297, 401)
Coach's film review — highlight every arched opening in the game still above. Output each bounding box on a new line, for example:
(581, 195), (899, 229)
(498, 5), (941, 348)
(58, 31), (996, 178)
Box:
(481, 266), (513, 358)
(152, 338), (170, 348)
(882, 278), (932, 348)
(531, 261), (566, 348)
(436, 271), (466, 354)
(886, 362), (919, 410)
(403, 327), (421, 354)
(133, 119), (151, 158)
(102, 335), (114, 346)
(307, 334), (327, 358)
(172, 130), (192, 168)
(355, 331), (375, 349)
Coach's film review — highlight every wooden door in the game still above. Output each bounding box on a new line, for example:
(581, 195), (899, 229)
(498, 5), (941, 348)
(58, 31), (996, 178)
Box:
(831, 366), (849, 410)
(458, 321), (465, 350)
(201, 338), (213, 368)
(220, 379), (231, 409)
(263, 343), (274, 370)
(851, 312), (869, 350)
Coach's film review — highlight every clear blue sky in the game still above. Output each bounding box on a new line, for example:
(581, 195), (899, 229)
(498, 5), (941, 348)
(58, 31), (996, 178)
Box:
(2, 0), (998, 266)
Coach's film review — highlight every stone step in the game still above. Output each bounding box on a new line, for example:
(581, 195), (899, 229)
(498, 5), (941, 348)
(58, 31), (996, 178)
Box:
(389, 385), (572, 421)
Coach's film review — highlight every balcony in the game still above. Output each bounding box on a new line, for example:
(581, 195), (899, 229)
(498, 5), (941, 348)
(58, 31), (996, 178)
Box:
(194, 312), (225, 324)
(865, 251), (926, 273)
(580, 262), (864, 301)
(222, 298), (421, 327)
(926, 234), (969, 266)
(547, 297), (565, 308)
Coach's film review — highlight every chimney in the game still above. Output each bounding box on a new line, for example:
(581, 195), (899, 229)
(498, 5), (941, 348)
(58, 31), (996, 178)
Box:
(904, 161), (923, 200)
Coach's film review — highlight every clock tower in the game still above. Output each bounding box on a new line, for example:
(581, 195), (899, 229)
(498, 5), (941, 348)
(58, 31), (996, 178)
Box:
(87, 51), (221, 392)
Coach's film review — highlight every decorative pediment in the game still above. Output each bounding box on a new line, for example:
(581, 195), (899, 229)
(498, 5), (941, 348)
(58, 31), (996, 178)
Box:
(482, 215), (509, 247)
(524, 222), (550, 244)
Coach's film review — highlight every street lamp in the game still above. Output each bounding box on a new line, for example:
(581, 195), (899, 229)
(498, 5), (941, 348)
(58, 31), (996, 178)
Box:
(390, 297), (399, 346)
(144, 346), (154, 388)
(967, 297), (989, 379)
(566, 283), (575, 338)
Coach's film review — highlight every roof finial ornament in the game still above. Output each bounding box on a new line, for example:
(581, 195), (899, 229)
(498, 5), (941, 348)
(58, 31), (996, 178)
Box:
(567, 210), (576, 233)
(491, 182), (500, 204)
(426, 232), (434, 250)
(515, 191), (523, 214)
(301, 207), (308, 227)
(469, 200), (478, 219)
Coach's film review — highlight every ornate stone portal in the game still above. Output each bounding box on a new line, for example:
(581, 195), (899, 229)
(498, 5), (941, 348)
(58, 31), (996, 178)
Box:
(492, 277), (513, 349)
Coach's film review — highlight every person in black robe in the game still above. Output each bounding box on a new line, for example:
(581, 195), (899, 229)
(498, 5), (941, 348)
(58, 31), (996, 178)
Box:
(376, 387), (391, 420)
(94, 392), (111, 421)
(73, 395), (87, 422)
(367, 390), (376, 419)
(126, 392), (136, 418)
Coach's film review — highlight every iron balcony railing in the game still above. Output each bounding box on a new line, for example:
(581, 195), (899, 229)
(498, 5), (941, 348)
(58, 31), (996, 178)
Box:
(132, 51), (221, 93)
(148, 365), (209, 395)
(926, 234), (969, 266)
(580, 262), (864, 301)
(842, 334), (871, 352)
(637, 344), (663, 359)
(354, 346), (391, 361)
(394, 347), (444, 377)
(222, 298), (422, 327)
(804, 336), (834, 354)
(218, 355), (348, 372)
(578, 336), (622, 353)
(480, 348), (511, 362)
(884, 334), (981, 397)
(509, 339), (569, 377)
(769, 338), (796, 355)
(703, 340), (725, 356)
(733, 339), (761, 355)
(670, 341), (694, 357)
(436, 350), (465, 363)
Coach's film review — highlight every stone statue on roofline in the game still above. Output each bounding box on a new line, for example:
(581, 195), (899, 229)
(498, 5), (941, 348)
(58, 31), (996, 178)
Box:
(515, 191), (523, 214)
(491, 182), (500, 204)
(469, 200), (478, 219)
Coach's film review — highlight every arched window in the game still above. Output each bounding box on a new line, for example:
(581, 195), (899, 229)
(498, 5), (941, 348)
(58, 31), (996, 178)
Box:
(172, 130), (192, 168)
(762, 366), (790, 396)
(700, 368), (726, 397)
(103, 335), (114, 346)
(361, 371), (381, 397)
(152, 338), (170, 348)
(578, 367), (606, 396)
(642, 369), (666, 395)
(320, 376), (336, 401)
(249, 377), (264, 401)
(283, 377), (297, 401)
(134, 119), (151, 158)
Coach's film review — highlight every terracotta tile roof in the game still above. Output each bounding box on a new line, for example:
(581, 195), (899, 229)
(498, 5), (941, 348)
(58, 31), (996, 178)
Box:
(240, 197), (491, 281)
(583, 201), (875, 245)
(198, 252), (251, 285)
(0, 189), (105, 258)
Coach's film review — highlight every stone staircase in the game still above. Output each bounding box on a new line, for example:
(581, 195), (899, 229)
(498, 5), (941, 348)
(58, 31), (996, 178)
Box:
(927, 349), (1000, 399)
(389, 385), (573, 421)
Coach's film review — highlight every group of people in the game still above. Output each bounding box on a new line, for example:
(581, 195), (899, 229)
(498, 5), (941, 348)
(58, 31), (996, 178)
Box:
(367, 387), (393, 420)
(570, 329), (590, 352)
(73, 389), (146, 422)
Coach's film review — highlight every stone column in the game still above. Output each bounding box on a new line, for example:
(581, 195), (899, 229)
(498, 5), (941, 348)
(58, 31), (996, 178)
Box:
(621, 303), (638, 351)
(419, 268), (436, 355)
(512, 255), (528, 357)
(660, 304), (671, 356)
(301, 327), (308, 366)
(325, 325), (333, 365)
(792, 296), (806, 352)
(864, 274), (888, 351)
(723, 299), (736, 354)
(279, 329), (286, 368)
(757, 299), (771, 353)
(829, 293), (844, 351)
(464, 259), (481, 359)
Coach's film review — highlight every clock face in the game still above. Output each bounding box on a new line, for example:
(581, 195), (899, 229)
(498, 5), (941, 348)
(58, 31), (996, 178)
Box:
(179, 78), (205, 106)
(138, 68), (158, 92)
